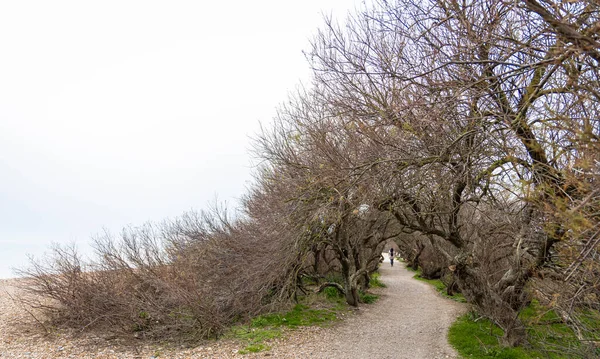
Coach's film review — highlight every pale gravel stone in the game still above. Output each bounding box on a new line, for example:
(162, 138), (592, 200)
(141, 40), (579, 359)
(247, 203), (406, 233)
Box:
(0, 257), (465, 358)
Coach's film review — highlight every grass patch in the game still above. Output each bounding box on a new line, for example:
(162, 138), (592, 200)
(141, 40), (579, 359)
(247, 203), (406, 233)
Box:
(228, 299), (346, 355)
(449, 301), (600, 359)
(322, 286), (344, 300)
(408, 265), (599, 357)
(251, 303), (339, 328)
(238, 343), (270, 354)
(229, 326), (281, 342)
(370, 272), (386, 288)
(410, 268), (466, 303)
(449, 313), (543, 359)
(359, 291), (379, 304)
(229, 275), (384, 355)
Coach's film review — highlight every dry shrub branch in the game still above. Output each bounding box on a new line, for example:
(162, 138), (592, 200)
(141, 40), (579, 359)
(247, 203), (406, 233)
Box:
(18, 207), (300, 340)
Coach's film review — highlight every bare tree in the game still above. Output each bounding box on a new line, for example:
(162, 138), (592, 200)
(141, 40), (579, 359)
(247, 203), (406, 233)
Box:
(254, 88), (402, 306)
(301, 0), (600, 347)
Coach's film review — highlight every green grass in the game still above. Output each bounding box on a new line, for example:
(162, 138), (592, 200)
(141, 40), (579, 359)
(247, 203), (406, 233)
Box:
(577, 308), (600, 338)
(449, 313), (543, 359)
(230, 272), (385, 355)
(448, 301), (600, 359)
(238, 343), (270, 354)
(250, 303), (339, 328)
(322, 286), (344, 300)
(229, 326), (282, 342)
(359, 291), (379, 304)
(228, 299), (346, 355)
(406, 264), (600, 357)
(320, 285), (380, 304)
(369, 272), (386, 288)
(410, 268), (466, 303)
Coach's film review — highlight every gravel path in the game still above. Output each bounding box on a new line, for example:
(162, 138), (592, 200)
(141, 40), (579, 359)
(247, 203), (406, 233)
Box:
(0, 257), (465, 358)
(265, 256), (467, 358)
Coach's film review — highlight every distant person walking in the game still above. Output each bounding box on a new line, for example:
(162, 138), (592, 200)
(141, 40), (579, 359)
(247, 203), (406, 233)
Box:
(389, 248), (394, 267)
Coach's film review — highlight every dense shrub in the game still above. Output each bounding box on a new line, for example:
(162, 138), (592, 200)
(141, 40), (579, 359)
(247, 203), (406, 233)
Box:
(19, 210), (299, 339)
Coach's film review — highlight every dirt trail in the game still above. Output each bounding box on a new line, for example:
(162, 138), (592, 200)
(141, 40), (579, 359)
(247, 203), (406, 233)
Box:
(267, 256), (467, 358)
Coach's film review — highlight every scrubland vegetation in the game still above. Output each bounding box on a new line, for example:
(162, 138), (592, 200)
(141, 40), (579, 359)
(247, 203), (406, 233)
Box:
(17, 0), (600, 357)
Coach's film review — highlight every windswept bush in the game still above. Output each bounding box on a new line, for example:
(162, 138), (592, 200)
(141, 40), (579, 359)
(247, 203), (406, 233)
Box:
(18, 208), (300, 339)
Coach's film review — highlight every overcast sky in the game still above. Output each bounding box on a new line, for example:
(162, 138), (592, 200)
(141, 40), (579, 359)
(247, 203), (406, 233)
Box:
(0, 0), (358, 278)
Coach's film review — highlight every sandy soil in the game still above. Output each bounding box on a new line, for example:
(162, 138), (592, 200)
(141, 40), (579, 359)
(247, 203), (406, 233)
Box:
(0, 257), (465, 358)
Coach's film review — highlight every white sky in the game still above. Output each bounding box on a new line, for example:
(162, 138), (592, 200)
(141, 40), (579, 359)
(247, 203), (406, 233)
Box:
(0, 0), (358, 278)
